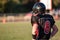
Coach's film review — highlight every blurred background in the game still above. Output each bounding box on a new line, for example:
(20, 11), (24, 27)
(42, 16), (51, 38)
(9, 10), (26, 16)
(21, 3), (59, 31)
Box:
(0, 0), (60, 22)
(0, 0), (60, 40)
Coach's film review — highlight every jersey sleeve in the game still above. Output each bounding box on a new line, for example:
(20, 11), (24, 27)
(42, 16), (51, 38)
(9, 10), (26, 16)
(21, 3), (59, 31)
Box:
(31, 16), (38, 26)
(51, 16), (55, 27)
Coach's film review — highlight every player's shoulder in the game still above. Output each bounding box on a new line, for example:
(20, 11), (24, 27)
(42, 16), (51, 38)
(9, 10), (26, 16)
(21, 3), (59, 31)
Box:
(31, 15), (37, 20)
(44, 14), (53, 18)
(31, 15), (36, 18)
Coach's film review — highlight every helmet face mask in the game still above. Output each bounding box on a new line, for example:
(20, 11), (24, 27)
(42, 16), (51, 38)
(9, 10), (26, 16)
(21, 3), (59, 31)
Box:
(33, 8), (39, 14)
(32, 2), (46, 14)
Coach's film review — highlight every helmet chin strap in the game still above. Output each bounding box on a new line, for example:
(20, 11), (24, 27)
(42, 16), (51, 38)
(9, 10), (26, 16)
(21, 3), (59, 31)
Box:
(38, 12), (45, 15)
(32, 10), (45, 16)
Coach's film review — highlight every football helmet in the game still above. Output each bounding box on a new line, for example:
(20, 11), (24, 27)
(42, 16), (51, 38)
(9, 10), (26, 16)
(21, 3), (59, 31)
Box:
(32, 2), (46, 14)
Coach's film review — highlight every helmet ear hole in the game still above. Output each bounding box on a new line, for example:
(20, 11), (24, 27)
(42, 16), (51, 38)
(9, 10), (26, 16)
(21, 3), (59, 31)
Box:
(32, 2), (46, 14)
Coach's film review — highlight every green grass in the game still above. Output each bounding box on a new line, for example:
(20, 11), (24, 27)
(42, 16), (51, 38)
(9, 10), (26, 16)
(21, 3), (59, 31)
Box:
(0, 20), (60, 40)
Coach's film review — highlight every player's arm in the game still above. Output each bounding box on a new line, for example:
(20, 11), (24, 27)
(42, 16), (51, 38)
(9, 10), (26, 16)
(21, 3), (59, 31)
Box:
(50, 16), (58, 38)
(31, 16), (38, 40)
(32, 23), (38, 40)
(50, 24), (58, 38)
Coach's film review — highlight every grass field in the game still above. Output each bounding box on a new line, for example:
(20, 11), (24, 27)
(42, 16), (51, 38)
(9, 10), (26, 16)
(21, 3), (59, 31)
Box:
(0, 20), (60, 40)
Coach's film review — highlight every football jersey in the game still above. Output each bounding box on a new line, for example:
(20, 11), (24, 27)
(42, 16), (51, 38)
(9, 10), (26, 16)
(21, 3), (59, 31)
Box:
(31, 14), (55, 39)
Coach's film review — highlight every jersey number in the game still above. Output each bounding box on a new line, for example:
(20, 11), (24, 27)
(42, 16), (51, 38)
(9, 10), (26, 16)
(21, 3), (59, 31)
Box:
(44, 20), (50, 34)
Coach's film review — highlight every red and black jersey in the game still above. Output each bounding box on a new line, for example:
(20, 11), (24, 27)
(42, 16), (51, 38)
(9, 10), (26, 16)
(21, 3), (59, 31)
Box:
(31, 14), (55, 39)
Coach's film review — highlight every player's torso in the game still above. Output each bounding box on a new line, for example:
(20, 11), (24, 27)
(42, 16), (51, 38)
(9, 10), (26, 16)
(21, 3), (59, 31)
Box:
(36, 14), (53, 39)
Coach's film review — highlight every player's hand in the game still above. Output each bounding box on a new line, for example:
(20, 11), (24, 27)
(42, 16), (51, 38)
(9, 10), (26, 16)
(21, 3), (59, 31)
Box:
(32, 39), (35, 40)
